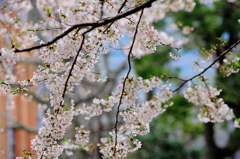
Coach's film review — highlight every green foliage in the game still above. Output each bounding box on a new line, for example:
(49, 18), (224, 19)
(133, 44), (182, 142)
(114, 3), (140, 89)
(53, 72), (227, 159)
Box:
(228, 129), (240, 150)
(14, 18), (21, 23)
(134, 46), (178, 79)
(63, 104), (71, 111)
(46, 8), (51, 14)
(160, 95), (204, 137)
(173, 0), (240, 49)
(217, 72), (240, 105)
(128, 135), (201, 159)
(0, 81), (6, 84)
(46, 8), (52, 17)
(10, 88), (28, 95)
(62, 137), (68, 142)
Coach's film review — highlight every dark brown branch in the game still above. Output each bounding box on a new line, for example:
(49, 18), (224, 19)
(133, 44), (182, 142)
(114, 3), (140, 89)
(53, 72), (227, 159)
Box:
(14, 0), (156, 53)
(117, 0), (128, 13)
(163, 76), (186, 81)
(100, 0), (105, 20)
(62, 27), (94, 99)
(39, 27), (93, 158)
(173, 39), (240, 93)
(113, 9), (144, 156)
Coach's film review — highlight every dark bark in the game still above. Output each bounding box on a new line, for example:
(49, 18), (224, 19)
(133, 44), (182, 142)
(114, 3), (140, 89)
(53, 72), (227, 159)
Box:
(147, 90), (154, 101)
(204, 123), (236, 159)
(204, 1), (240, 158)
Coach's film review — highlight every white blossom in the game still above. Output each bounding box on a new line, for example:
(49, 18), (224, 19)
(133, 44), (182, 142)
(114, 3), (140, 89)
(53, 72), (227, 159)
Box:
(0, 48), (18, 68)
(184, 84), (233, 123)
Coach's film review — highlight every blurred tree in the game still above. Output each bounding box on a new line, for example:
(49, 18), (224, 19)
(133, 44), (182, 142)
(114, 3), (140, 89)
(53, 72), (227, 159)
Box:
(174, 1), (240, 158)
(131, 0), (240, 159)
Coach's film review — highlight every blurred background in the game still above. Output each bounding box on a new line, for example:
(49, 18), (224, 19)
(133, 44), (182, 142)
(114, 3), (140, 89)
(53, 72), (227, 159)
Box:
(0, 0), (240, 159)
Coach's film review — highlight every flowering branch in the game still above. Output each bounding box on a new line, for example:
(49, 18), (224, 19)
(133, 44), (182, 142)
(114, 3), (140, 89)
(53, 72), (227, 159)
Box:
(113, 9), (144, 156)
(13, 0), (156, 54)
(103, 0), (128, 33)
(62, 27), (93, 99)
(1, 0), (239, 158)
(173, 39), (240, 93)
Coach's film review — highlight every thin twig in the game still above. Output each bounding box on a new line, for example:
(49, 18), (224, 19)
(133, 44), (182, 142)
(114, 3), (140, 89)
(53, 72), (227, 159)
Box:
(163, 76), (186, 81)
(103, 0), (128, 34)
(90, 127), (115, 134)
(109, 45), (130, 50)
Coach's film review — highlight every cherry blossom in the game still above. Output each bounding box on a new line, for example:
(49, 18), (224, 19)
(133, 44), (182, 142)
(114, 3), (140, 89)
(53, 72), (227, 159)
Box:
(184, 84), (233, 123)
(0, 0), (239, 158)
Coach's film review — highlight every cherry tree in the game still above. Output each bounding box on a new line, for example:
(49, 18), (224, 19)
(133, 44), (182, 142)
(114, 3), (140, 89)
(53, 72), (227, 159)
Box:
(0, 0), (240, 158)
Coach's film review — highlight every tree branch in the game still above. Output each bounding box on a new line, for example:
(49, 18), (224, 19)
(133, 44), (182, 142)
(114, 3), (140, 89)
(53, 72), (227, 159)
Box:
(13, 0), (156, 53)
(61, 27), (93, 99)
(113, 9), (144, 156)
(173, 39), (240, 93)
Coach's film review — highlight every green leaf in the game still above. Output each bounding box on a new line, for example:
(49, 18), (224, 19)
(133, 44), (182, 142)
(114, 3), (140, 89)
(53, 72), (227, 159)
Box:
(62, 137), (68, 142)
(63, 104), (70, 111)
(234, 61), (240, 67)
(46, 8), (51, 14)
(10, 89), (19, 95)
(0, 81), (6, 84)
(78, 145), (84, 149)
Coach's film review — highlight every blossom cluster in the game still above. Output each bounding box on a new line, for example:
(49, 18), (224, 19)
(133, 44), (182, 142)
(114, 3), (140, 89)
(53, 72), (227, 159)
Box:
(221, 56), (240, 77)
(75, 76), (173, 158)
(62, 140), (79, 156)
(0, 48), (18, 68)
(99, 131), (142, 158)
(169, 52), (183, 60)
(0, 0), (239, 158)
(76, 77), (172, 119)
(184, 84), (233, 123)
(31, 100), (75, 158)
(75, 126), (90, 146)
(134, 23), (173, 57)
(0, 74), (16, 94)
